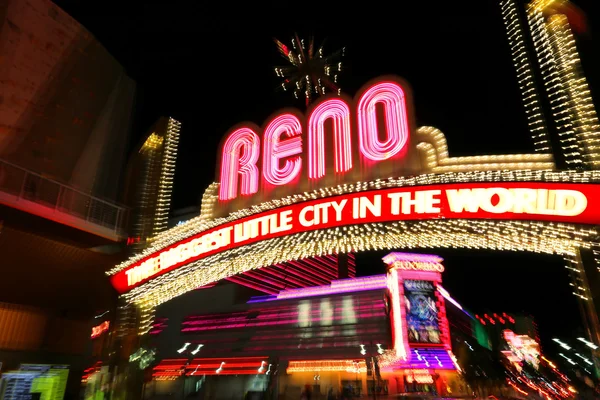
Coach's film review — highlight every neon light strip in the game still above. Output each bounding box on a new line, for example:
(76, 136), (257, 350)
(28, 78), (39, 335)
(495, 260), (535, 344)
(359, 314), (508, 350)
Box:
(219, 127), (260, 200)
(183, 302), (385, 324)
(308, 99), (352, 179)
(287, 360), (367, 373)
(263, 114), (303, 186)
(248, 275), (387, 303)
(387, 268), (408, 360)
(182, 311), (387, 332)
(256, 264), (326, 287)
(357, 82), (410, 161)
(226, 276), (279, 294)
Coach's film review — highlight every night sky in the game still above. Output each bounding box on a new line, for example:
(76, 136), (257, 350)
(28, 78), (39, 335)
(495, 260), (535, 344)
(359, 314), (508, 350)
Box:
(54, 0), (599, 359)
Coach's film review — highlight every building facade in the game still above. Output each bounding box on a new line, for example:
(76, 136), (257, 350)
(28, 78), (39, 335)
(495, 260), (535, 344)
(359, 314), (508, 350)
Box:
(0, 0), (136, 398)
(131, 253), (466, 400)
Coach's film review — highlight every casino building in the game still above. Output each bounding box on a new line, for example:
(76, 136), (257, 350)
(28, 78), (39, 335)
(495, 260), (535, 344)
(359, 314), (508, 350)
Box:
(99, 2), (600, 399)
(142, 253), (466, 399)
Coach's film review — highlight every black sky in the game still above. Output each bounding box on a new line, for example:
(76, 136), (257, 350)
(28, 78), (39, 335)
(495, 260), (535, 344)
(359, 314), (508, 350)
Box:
(53, 0), (599, 362)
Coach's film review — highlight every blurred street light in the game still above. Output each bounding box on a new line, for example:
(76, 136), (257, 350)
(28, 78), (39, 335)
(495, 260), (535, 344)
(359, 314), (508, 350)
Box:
(552, 338), (572, 350)
(577, 337), (599, 350)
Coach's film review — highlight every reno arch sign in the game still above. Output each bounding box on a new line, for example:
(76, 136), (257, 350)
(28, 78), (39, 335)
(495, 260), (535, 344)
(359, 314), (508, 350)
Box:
(111, 182), (600, 293)
(108, 74), (600, 299)
(217, 77), (420, 216)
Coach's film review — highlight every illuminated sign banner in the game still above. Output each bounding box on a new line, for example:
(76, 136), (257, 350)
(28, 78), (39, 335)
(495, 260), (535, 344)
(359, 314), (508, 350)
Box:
(111, 182), (600, 293)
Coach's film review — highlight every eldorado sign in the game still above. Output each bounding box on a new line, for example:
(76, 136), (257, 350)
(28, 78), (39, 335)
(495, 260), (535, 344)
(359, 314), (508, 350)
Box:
(111, 182), (599, 293)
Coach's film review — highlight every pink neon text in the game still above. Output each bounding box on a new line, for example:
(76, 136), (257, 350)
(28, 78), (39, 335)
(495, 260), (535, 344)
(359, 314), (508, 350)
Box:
(219, 81), (410, 201)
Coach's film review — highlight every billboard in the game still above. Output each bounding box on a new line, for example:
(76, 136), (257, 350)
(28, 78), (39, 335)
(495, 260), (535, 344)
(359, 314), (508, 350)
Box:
(403, 280), (441, 344)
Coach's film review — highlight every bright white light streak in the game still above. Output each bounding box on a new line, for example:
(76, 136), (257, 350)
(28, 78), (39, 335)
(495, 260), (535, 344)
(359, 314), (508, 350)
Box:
(359, 344), (367, 355)
(437, 285), (463, 310)
(191, 344), (204, 355)
(177, 343), (191, 354)
(216, 361), (225, 373)
(553, 338), (572, 350)
(559, 353), (576, 365)
(574, 353), (594, 365)
(577, 337), (599, 350)
(258, 361), (267, 373)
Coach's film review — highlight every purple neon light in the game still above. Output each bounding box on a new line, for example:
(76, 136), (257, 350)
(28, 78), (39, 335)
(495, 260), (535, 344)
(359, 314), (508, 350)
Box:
(248, 275), (388, 303)
(386, 348), (456, 371)
(382, 252), (444, 265)
(182, 303), (388, 332)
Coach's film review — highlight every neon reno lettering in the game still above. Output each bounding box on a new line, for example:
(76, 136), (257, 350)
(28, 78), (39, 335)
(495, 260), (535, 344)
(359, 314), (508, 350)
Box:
(263, 114), (303, 185)
(309, 99), (352, 179)
(219, 128), (260, 201)
(111, 183), (600, 293)
(218, 80), (411, 201)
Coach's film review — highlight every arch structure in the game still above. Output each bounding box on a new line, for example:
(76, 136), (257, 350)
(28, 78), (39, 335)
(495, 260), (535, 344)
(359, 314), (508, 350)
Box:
(107, 77), (600, 334)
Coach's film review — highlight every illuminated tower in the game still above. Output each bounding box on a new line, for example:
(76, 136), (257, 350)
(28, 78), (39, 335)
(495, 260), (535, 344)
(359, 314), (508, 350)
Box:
(501, 0), (600, 169)
(124, 117), (181, 249)
(500, 0), (552, 154)
(526, 0), (600, 169)
(500, 0), (600, 377)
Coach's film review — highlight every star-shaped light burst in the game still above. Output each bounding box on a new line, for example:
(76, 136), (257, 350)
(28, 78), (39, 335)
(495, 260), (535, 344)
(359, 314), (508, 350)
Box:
(274, 34), (345, 106)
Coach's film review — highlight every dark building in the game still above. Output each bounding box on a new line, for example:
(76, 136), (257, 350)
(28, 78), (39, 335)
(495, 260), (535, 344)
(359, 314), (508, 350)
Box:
(0, 0), (136, 397)
(122, 117), (181, 251)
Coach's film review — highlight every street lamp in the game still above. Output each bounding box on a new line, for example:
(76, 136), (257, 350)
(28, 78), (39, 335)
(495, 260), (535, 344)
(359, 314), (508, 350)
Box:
(177, 343), (191, 353)
(552, 338), (572, 350)
(359, 343), (384, 400)
(577, 337), (599, 350)
(177, 343), (204, 399)
(191, 344), (204, 355)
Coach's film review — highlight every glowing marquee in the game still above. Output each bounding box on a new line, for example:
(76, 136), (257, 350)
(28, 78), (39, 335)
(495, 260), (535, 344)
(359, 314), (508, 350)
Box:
(111, 182), (600, 293)
(217, 77), (418, 215)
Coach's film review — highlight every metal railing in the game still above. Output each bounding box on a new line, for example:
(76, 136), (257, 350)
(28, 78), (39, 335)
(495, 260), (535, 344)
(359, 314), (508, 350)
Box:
(0, 157), (127, 236)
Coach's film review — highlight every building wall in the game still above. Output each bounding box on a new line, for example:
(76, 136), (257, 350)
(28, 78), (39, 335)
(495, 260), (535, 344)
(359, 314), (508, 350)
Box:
(0, 302), (91, 357)
(0, 2), (134, 398)
(0, 0), (135, 201)
(151, 282), (391, 361)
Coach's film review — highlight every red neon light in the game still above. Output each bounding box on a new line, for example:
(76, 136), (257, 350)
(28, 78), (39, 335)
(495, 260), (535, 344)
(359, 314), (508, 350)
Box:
(127, 237), (141, 245)
(91, 321), (110, 339)
(111, 182), (600, 293)
(219, 127), (260, 200)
